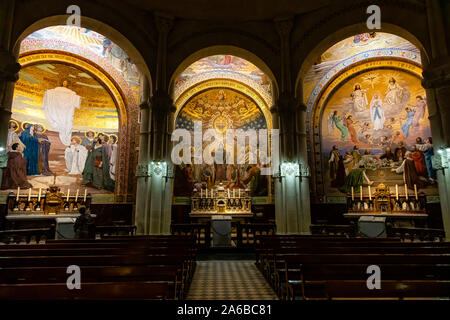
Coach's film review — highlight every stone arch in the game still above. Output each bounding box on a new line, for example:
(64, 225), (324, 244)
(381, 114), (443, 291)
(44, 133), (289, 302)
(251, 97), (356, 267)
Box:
(292, 1), (432, 98)
(296, 25), (429, 99)
(12, 15), (153, 84)
(168, 45), (280, 100)
(9, 12), (154, 199)
(16, 50), (133, 196)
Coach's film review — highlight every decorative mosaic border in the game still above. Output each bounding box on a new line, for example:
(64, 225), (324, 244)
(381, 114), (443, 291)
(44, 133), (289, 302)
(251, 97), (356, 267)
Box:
(20, 39), (137, 108)
(173, 70), (273, 107)
(306, 48), (421, 113)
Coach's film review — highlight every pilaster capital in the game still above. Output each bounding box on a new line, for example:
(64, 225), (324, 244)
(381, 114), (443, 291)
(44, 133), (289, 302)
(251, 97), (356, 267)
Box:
(139, 100), (150, 110)
(0, 151), (8, 168)
(0, 50), (20, 82)
(422, 57), (450, 89)
(150, 91), (176, 113)
(275, 93), (299, 115)
(274, 17), (293, 39)
(154, 13), (174, 36)
(136, 164), (149, 177)
(299, 162), (310, 178)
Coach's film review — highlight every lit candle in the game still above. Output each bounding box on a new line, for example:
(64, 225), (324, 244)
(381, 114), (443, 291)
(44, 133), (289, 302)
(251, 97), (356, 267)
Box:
(351, 187), (354, 201)
(83, 189), (87, 202)
(405, 184), (408, 200)
(75, 189), (79, 202)
(16, 187), (20, 201)
(368, 186), (371, 200)
(66, 189), (70, 201)
(28, 188), (31, 201)
(38, 188), (41, 202)
(395, 184), (399, 200)
(360, 186), (363, 201)
(414, 184), (418, 200)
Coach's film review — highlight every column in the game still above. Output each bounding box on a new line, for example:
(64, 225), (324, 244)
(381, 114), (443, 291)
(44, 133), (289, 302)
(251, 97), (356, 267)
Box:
(273, 17), (311, 234)
(422, 60), (450, 240)
(135, 13), (175, 235)
(134, 76), (151, 234)
(0, 0), (19, 185)
(422, 0), (450, 240)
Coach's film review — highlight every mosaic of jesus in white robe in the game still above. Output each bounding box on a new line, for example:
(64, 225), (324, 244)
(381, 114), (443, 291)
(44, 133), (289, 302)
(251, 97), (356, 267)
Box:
(42, 82), (81, 146)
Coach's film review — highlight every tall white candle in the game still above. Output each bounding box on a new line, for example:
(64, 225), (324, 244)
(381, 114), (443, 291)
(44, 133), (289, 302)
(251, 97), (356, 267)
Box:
(84, 189), (87, 202)
(405, 184), (408, 200)
(414, 184), (418, 200)
(206, 188), (208, 198)
(38, 188), (41, 202)
(395, 184), (399, 200)
(16, 187), (20, 201)
(360, 186), (363, 201)
(66, 189), (70, 201)
(75, 189), (79, 202)
(351, 187), (354, 201)
(368, 186), (371, 200)
(28, 188), (31, 201)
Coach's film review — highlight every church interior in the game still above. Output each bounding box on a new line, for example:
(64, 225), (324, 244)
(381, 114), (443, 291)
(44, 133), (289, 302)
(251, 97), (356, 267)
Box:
(0, 0), (450, 304)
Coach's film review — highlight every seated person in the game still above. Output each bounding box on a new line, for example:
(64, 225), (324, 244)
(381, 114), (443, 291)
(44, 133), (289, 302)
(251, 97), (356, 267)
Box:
(73, 206), (95, 239)
(1, 142), (32, 190)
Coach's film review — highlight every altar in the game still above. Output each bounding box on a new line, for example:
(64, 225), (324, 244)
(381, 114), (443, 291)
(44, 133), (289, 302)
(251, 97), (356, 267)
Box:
(2, 183), (92, 230)
(343, 183), (429, 228)
(189, 184), (253, 218)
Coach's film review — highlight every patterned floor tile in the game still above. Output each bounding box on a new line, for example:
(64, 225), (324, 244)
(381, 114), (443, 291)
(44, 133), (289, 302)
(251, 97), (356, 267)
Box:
(186, 260), (278, 300)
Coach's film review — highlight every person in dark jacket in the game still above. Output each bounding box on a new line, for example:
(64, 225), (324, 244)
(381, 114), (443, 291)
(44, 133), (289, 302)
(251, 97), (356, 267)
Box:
(73, 206), (95, 239)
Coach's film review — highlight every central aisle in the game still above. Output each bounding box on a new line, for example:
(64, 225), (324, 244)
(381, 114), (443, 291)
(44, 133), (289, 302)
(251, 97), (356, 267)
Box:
(186, 260), (278, 300)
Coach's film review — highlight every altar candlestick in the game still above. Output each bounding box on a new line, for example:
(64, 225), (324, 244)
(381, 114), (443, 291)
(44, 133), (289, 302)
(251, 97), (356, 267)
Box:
(16, 187), (20, 201)
(405, 184), (408, 200)
(83, 189), (87, 202)
(395, 184), (399, 200)
(351, 187), (354, 201)
(38, 188), (41, 202)
(75, 189), (79, 202)
(360, 186), (363, 201)
(28, 188), (31, 201)
(66, 189), (70, 201)
(414, 184), (418, 200)
(368, 186), (371, 200)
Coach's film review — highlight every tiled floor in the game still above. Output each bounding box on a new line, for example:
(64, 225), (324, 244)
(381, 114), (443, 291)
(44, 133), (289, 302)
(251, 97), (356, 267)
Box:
(186, 260), (278, 300)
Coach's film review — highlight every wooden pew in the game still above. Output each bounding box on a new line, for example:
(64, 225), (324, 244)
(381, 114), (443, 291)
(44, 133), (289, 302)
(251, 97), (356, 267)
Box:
(0, 265), (181, 299)
(95, 225), (137, 238)
(286, 262), (450, 300)
(322, 280), (450, 300)
(0, 282), (171, 300)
